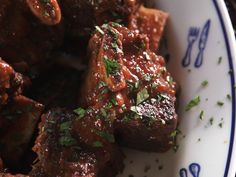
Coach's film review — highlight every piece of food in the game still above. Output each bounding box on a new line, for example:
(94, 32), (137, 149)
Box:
(128, 5), (168, 52)
(59, 0), (143, 38)
(26, 0), (62, 25)
(32, 108), (124, 177)
(0, 0), (177, 175)
(0, 95), (44, 167)
(0, 1), (63, 75)
(80, 23), (177, 152)
(0, 59), (23, 109)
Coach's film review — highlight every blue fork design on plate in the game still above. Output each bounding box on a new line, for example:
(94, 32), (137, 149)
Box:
(182, 27), (200, 67)
(194, 19), (211, 68)
(179, 163), (201, 177)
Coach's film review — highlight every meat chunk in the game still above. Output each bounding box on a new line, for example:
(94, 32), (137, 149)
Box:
(59, 0), (142, 38)
(0, 1), (63, 75)
(0, 59), (23, 109)
(0, 96), (44, 167)
(128, 5), (168, 52)
(80, 23), (177, 152)
(32, 108), (124, 177)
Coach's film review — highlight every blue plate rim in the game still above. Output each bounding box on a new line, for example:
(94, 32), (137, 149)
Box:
(212, 0), (236, 176)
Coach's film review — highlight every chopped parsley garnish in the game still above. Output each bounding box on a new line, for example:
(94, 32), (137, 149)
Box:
(97, 81), (107, 89)
(217, 101), (224, 107)
(111, 42), (122, 53)
(59, 136), (77, 147)
(93, 141), (103, 147)
(185, 96), (201, 111)
(227, 94), (231, 100)
(218, 56), (223, 64)
(60, 121), (71, 131)
(218, 122), (223, 128)
(127, 80), (140, 92)
(170, 129), (181, 139)
(95, 26), (104, 35)
(199, 110), (204, 120)
(95, 130), (115, 143)
(167, 76), (174, 85)
(74, 107), (86, 119)
(201, 80), (208, 87)
(218, 118), (224, 128)
(100, 108), (107, 118)
(111, 22), (121, 27)
(143, 74), (152, 81)
(110, 97), (118, 106)
(103, 56), (120, 76)
(209, 117), (214, 125)
(136, 88), (149, 105)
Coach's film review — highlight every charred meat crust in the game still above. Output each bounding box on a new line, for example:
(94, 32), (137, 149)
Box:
(80, 23), (177, 152)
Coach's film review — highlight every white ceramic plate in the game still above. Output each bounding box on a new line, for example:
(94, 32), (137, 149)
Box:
(118, 0), (236, 177)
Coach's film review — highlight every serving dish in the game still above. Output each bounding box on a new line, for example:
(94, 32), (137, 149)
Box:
(118, 0), (236, 177)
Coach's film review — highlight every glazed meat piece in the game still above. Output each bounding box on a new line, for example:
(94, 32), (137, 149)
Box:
(0, 59), (23, 109)
(0, 95), (44, 167)
(32, 108), (124, 177)
(128, 5), (168, 52)
(0, 0), (63, 75)
(80, 23), (177, 152)
(59, 0), (142, 38)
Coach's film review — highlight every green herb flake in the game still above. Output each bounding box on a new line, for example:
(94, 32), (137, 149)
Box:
(218, 122), (223, 128)
(46, 128), (53, 133)
(95, 130), (115, 143)
(100, 108), (107, 118)
(74, 107), (86, 119)
(93, 141), (103, 147)
(110, 97), (118, 106)
(185, 96), (201, 111)
(217, 101), (224, 107)
(103, 56), (121, 76)
(201, 80), (208, 87)
(199, 110), (204, 120)
(48, 120), (56, 124)
(170, 129), (181, 139)
(95, 26), (104, 35)
(60, 121), (71, 131)
(227, 94), (231, 100)
(111, 42), (122, 53)
(218, 56), (222, 64)
(97, 81), (107, 89)
(209, 117), (214, 125)
(136, 88), (149, 105)
(59, 136), (77, 147)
